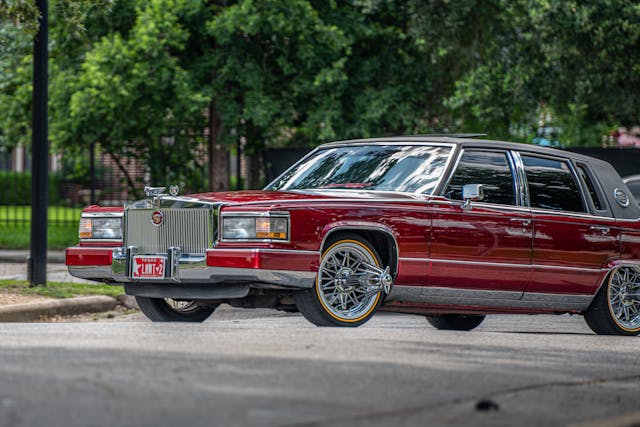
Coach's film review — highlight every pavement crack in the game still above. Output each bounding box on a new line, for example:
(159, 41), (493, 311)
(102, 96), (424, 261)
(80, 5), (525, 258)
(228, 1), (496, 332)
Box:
(279, 373), (640, 427)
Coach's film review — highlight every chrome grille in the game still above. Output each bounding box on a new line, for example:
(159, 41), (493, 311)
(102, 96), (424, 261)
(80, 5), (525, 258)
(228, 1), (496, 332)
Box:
(124, 208), (212, 254)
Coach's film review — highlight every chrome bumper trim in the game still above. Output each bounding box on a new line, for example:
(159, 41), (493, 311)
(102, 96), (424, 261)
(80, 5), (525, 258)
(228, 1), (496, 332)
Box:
(68, 248), (316, 289)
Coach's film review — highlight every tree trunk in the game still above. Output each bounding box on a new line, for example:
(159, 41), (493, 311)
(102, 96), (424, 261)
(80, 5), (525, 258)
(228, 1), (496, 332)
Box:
(208, 99), (229, 191)
(246, 150), (263, 190)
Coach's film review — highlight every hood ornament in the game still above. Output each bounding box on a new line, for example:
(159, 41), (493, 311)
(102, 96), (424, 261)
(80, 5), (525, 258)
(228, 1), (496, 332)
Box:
(169, 185), (180, 196)
(144, 186), (166, 198)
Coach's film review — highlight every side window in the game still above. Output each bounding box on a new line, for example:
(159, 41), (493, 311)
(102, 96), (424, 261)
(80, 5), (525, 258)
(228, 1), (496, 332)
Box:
(445, 150), (516, 205)
(521, 155), (585, 212)
(576, 164), (604, 211)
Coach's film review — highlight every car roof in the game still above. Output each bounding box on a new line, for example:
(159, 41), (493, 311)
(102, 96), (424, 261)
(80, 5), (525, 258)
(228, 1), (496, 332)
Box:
(319, 136), (596, 162)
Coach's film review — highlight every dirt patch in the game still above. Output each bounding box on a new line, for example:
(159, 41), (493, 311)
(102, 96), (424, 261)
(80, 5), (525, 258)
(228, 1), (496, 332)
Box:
(0, 290), (54, 306)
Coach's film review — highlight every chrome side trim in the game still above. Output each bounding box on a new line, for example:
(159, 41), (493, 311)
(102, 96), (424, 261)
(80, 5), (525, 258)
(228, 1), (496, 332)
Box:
(432, 258), (531, 269)
(397, 257), (605, 273)
(386, 285), (593, 311)
(529, 208), (616, 221)
(428, 199), (531, 213)
(533, 264), (606, 273)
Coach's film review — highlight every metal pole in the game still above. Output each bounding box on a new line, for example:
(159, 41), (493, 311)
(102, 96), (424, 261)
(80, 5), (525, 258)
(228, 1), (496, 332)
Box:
(90, 142), (96, 204)
(30, 0), (48, 286)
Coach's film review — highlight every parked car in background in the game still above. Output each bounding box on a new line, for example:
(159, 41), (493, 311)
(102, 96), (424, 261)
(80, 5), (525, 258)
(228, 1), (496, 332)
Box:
(67, 136), (640, 335)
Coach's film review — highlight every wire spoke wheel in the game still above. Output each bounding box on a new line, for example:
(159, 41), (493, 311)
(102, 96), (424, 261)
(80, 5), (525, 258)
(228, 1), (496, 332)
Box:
(316, 241), (381, 322)
(608, 266), (640, 330)
(164, 299), (201, 313)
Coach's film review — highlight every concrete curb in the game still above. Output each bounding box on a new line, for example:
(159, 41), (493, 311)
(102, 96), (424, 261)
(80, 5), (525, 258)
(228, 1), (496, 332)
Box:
(0, 296), (119, 322)
(0, 250), (66, 264)
(571, 412), (640, 427)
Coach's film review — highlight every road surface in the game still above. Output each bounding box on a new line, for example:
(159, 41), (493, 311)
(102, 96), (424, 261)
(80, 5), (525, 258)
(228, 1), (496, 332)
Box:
(0, 308), (638, 427)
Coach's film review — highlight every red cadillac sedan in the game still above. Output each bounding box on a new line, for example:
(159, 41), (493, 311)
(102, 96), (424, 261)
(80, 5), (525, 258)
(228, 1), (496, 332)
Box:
(67, 136), (640, 335)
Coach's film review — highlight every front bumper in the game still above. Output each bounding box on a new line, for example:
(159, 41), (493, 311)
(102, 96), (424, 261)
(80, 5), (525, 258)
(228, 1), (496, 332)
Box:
(66, 246), (318, 289)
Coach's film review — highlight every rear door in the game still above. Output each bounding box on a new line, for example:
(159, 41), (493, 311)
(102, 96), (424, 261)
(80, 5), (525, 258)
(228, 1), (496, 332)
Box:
(428, 149), (532, 296)
(518, 154), (619, 295)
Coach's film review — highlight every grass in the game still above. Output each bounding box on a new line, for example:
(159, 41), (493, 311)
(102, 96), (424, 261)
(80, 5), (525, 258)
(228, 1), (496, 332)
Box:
(0, 206), (83, 222)
(0, 206), (82, 249)
(0, 279), (124, 299)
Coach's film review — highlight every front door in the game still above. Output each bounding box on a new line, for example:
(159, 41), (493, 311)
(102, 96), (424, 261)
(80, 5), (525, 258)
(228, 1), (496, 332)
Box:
(428, 149), (532, 297)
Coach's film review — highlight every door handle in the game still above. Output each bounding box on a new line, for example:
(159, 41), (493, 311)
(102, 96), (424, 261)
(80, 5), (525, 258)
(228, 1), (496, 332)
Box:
(510, 218), (531, 226)
(589, 225), (610, 235)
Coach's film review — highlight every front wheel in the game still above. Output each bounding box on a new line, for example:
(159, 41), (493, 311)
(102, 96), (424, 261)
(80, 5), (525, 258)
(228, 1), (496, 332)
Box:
(426, 314), (485, 331)
(135, 296), (217, 322)
(584, 266), (640, 336)
(295, 235), (385, 327)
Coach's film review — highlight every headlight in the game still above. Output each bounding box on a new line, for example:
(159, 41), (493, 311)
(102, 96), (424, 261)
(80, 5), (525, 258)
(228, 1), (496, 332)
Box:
(79, 217), (123, 239)
(221, 215), (288, 240)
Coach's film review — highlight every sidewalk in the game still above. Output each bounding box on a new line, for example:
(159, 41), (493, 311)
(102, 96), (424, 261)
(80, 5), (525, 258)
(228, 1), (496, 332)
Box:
(0, 249), (135, 321)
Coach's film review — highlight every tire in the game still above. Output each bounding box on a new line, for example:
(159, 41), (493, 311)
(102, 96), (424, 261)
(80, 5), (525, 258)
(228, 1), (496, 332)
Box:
(426, 314), (486, 331)
(295, 234), (385, 327)
(584, 266), (640, 336)
(135, 296), (217, 322)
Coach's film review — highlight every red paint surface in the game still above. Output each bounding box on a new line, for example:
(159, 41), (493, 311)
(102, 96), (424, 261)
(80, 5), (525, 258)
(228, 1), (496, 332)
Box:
(66, 247), (112, 266)
(206, 249), (318, 271)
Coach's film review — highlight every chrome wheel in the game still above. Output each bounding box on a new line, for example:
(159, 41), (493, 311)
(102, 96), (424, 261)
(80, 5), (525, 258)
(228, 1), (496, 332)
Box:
(316, 240), (382, 322)
(164, 299), (201, 313)
(608, 266), (640, 331)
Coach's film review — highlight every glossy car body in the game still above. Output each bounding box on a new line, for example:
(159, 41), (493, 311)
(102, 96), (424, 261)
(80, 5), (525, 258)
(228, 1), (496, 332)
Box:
(67, 136), (640, 334)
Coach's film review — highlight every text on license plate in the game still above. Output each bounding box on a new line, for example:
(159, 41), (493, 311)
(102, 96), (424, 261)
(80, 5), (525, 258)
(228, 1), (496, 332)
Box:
(132, 256), (166, 279)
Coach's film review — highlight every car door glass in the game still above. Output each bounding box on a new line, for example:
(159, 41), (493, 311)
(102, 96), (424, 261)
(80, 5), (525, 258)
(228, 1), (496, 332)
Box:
(576, 164), (604, 210)
(521, 155), (586, 212)
(445, 150), (516, 205)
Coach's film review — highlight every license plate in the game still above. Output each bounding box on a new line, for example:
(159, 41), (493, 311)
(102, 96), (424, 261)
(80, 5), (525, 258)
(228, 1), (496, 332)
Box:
(132, 256), (166, 279)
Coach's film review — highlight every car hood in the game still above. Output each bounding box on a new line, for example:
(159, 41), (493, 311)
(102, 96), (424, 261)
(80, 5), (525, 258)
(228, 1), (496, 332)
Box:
(184, 189), (423, 205)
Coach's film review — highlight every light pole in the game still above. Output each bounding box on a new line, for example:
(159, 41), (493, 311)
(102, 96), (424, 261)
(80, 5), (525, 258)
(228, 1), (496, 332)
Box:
(29, 0), (48, 285)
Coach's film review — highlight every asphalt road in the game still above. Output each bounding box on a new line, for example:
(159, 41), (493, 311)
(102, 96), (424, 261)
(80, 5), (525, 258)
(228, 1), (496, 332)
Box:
(0, 308), (638, 427)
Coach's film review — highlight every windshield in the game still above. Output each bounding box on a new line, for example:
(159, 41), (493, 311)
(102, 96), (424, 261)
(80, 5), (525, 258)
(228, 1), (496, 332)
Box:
(266, 144), (452, 194)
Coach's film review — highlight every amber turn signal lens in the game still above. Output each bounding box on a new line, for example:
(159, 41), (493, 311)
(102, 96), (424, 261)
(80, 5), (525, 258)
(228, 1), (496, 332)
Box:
(79, 218), (92, 239)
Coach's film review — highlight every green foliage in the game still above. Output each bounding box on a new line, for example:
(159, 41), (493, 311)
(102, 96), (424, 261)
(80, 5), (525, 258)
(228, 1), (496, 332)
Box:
(1, 0), (639, 182)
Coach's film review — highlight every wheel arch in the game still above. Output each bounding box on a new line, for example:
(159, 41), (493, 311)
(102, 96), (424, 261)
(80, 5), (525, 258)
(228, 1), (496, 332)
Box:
(319, 224), (399, 277)
(588, 261), (640, 309)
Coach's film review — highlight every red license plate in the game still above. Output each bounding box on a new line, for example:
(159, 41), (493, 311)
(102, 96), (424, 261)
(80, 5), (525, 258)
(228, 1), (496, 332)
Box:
(132, 256), (166, 279)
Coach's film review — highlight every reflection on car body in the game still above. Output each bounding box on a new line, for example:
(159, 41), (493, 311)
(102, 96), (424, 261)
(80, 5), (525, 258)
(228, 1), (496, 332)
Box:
(67, 136), (640, 335)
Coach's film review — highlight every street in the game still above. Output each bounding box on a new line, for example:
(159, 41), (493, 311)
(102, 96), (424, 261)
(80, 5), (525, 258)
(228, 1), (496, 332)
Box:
(0, 309), (638, 427)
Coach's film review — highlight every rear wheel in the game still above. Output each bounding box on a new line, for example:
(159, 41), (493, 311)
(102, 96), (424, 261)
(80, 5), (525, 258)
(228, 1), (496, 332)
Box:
(426, 314), (486, 331)
(135, 296), (217, 322)
(295, 234), (385, 327)
(584, 266), (640, 336)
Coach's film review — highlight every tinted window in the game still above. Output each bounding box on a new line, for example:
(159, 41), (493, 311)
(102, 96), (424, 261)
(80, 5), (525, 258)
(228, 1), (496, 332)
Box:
(445, 150), (515, 205)
(576, 164), (603, 210)
(522, 155), (585, 212)
(267, 145), (451, 194)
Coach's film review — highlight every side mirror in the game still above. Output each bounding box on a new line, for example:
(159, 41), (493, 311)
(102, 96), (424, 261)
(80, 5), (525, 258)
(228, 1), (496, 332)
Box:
(461, 184), (484, 210)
